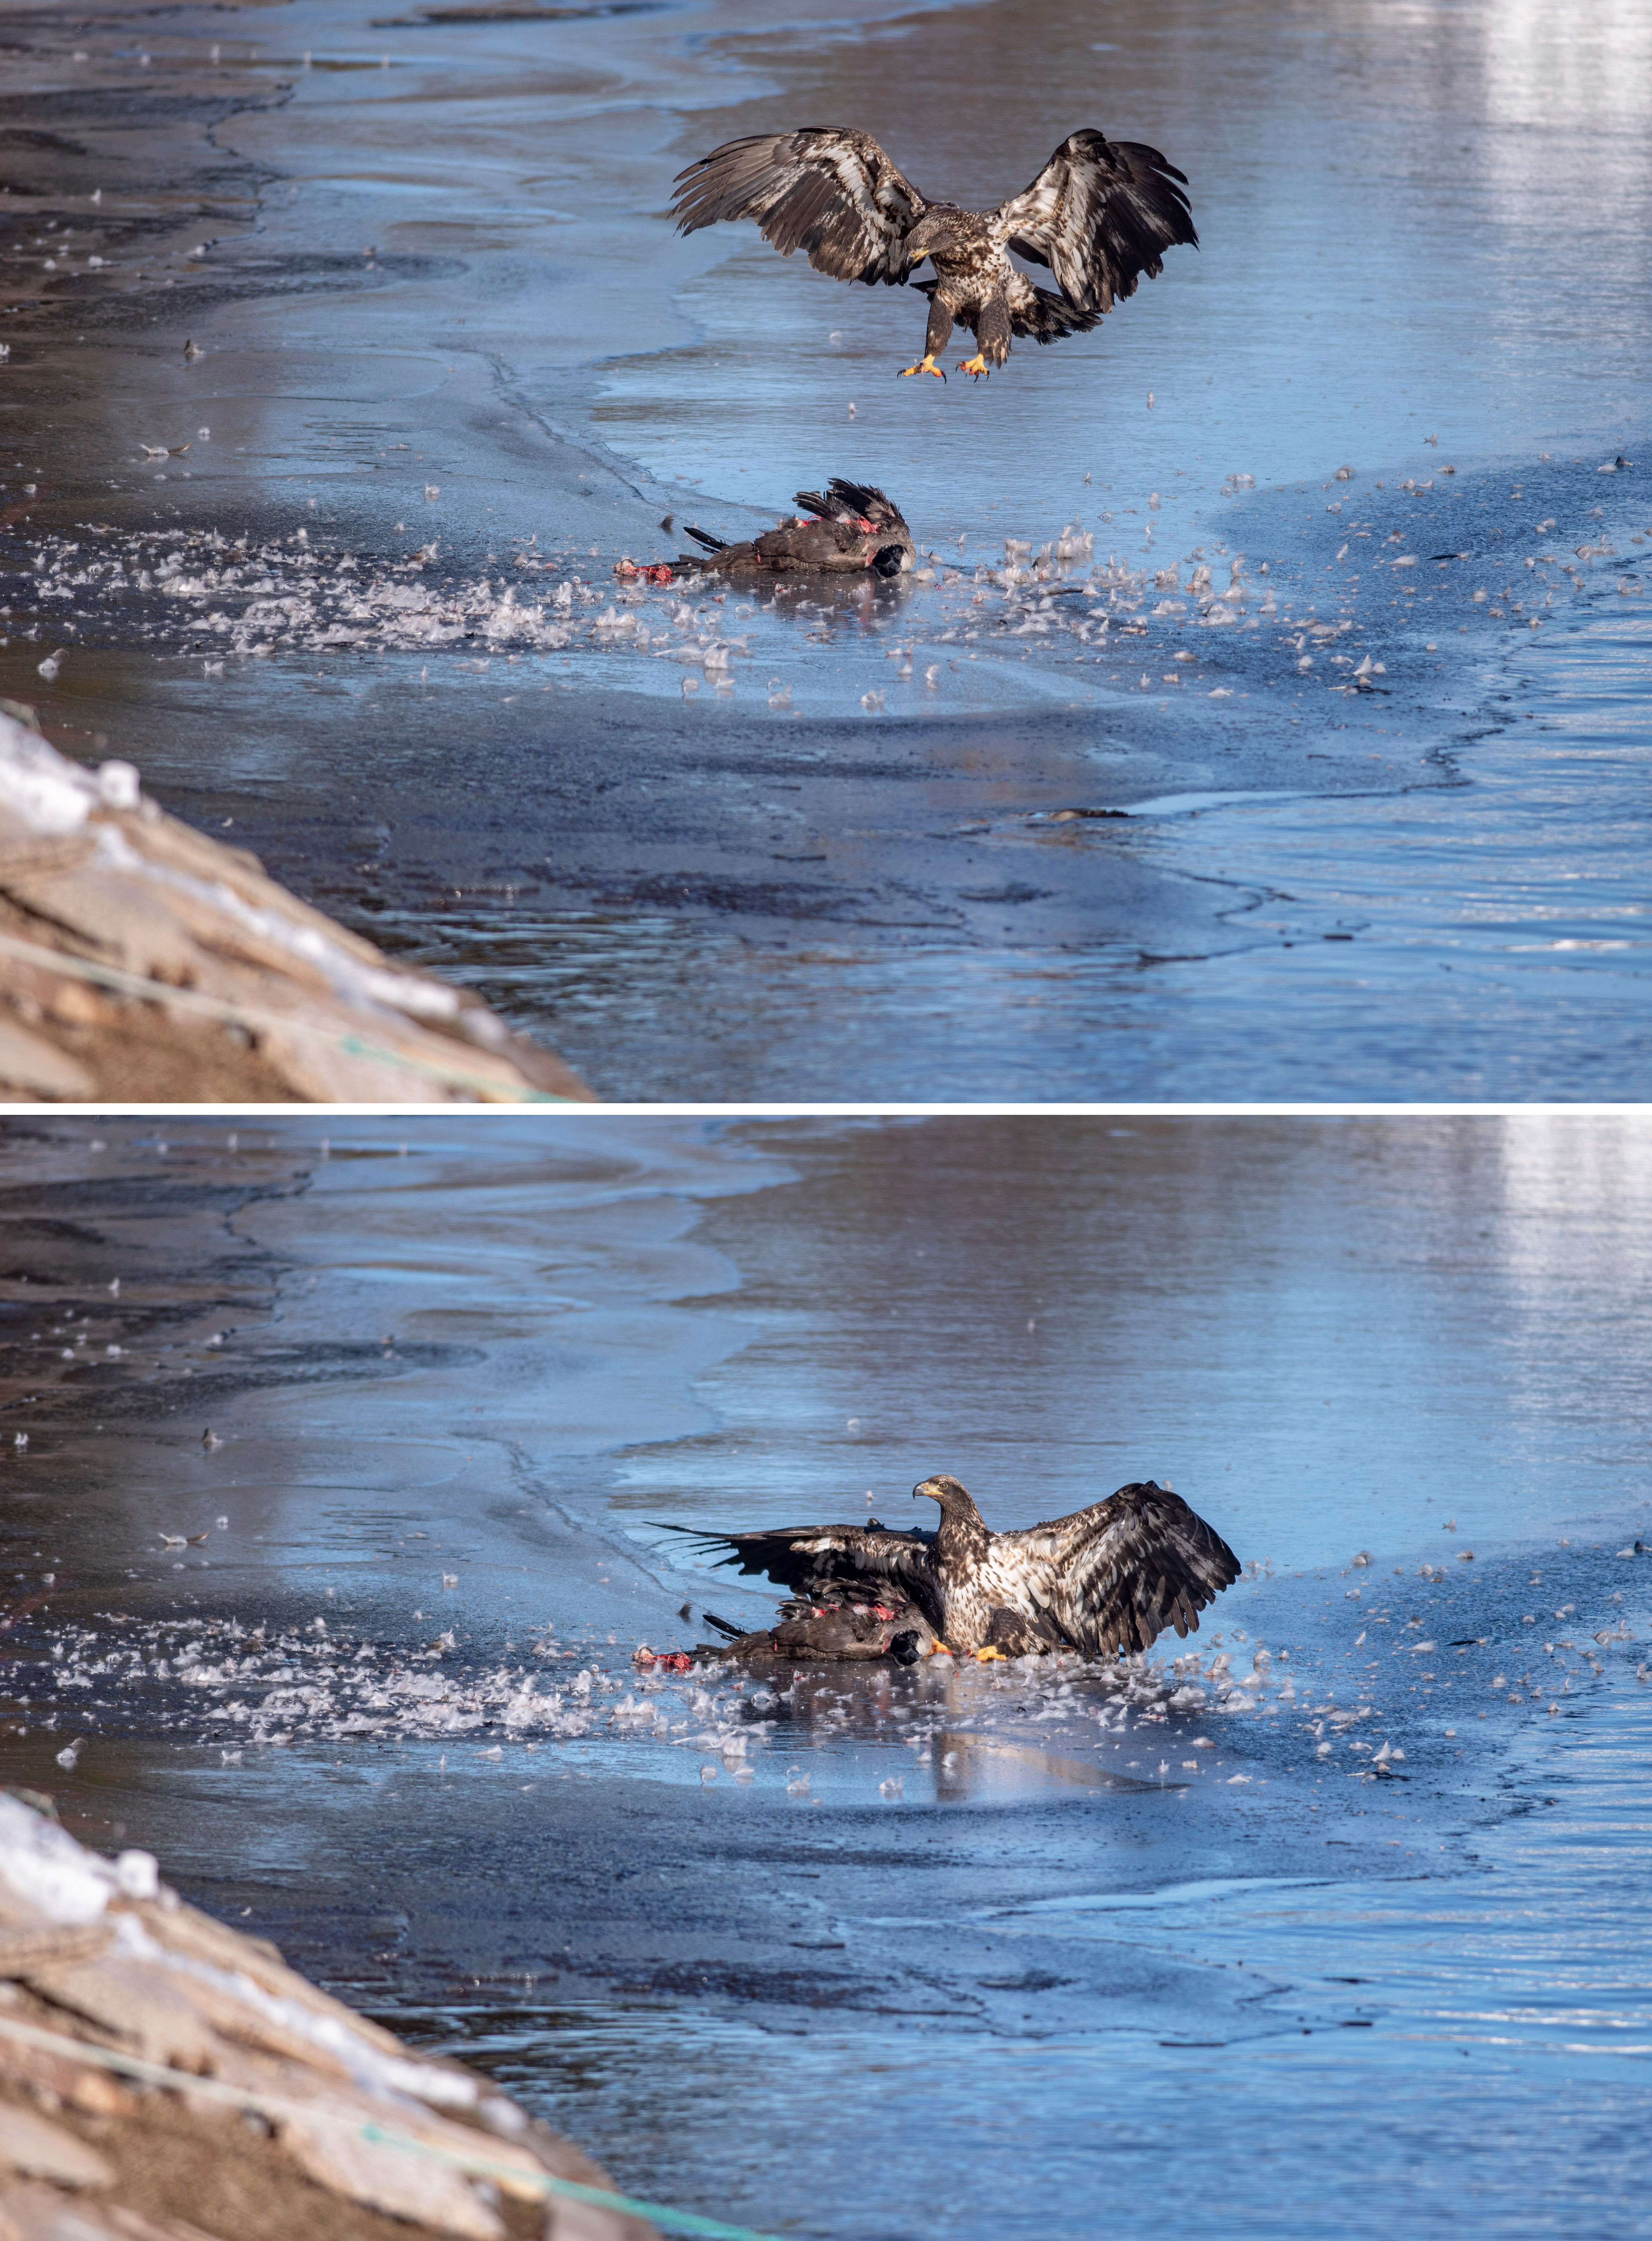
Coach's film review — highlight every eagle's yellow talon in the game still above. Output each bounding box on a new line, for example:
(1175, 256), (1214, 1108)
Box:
(897, 354), (946, 381)
(957, 353), (990, 379)
(975, 1646), (1006, 1662)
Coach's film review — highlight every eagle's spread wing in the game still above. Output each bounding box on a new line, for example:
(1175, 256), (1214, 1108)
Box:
(986, 1482), (1238, 1658)
(992, 130), (1197, 317)
(654, 1519), (938, 1611)
(672, 128), (926, 287)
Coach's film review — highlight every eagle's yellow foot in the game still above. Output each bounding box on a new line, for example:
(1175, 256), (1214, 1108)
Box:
(975, 1646), (1007, 1662)
(957, 353), (991, 379)
(897, 354), (946, 381)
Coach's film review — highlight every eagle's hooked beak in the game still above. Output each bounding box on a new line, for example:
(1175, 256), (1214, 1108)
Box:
(913, 1478), (943, 1506)
(904, 213), (942, 264)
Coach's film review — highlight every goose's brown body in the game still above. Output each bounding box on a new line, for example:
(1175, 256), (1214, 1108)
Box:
(617, 478), (914, 586)
(705, 1591), (937, 1664)
(684, 479), (914, 575)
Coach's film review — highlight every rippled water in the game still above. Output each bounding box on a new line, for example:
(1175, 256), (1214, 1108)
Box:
(3, 1117), (1651, 2235)
(3, 0), (1648, 1094)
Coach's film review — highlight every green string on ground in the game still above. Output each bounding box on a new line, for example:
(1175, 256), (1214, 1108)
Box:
(360, 2123), (782, 2239)
(0, 926), (573, 1102)
(0, 2012), (783, 2241)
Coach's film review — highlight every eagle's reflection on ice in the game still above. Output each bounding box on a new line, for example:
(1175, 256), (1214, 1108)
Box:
(714, 1646), (1200, 1802)
(934, 1732), (1172, 1799)
(745, 569), (917, 637)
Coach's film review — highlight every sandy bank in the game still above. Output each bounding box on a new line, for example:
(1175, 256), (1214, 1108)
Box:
(0, 709), (591, 1103)
(0, 1791), (651, 2241)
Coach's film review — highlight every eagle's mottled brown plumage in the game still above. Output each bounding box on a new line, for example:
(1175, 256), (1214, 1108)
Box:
(665, 1475), (1239, 1658)
(671, 126), (1197, 376)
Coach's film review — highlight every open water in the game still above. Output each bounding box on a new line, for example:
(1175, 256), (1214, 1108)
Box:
(1, 0), (1649, 1094)
(2, 1116), (1651, 2235)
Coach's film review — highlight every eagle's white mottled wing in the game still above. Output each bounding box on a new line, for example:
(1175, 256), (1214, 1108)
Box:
(672, 128), (926, 287)
(990, 1482), (1239, 1657)
(991, 130), (1197, 317)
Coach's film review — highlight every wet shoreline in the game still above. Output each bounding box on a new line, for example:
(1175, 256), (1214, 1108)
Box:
(0, 1792), (657, 2241)
(0, 711), (593, 1101)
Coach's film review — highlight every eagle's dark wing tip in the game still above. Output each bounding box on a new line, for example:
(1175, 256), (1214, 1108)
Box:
(646, 1519), (743, 1555)
(1001, 130), (1197, 316)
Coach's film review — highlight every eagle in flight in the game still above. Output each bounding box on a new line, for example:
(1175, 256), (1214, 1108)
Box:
(671, 126), (1197, 381)
(666, 1474), (1239, 1659)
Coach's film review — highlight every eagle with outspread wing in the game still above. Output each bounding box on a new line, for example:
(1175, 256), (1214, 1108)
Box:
(662, 1474), (1239, 1659)
(672, 127), (1197, 380)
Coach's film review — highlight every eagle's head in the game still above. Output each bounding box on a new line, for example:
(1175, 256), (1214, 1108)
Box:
(914, 1474), (989, 1563)
(904, 205), (964, 263)
(913, 1473), (976, 1515)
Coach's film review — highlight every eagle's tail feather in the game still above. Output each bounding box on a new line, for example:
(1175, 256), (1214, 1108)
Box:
(700, 1610), (748, 1640)
(1010, 285), (1104, 345)
(683, 524), (727, 552)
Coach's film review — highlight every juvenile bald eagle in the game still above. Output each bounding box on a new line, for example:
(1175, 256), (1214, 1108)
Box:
(672, 127), (1196, 380)
(664, 1475), (1239, 1659)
